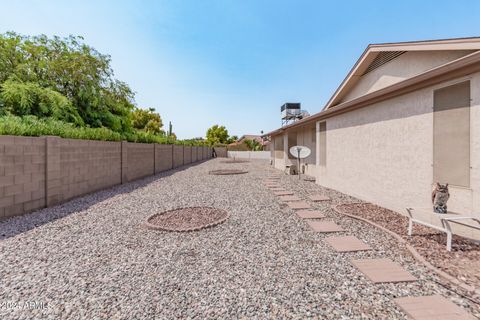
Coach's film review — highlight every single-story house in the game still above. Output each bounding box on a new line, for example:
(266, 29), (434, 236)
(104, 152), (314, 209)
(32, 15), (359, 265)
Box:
(265, 37), (480, 218)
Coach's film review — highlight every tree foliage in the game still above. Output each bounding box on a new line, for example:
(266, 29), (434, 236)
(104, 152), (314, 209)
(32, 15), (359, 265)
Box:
(132, 107), (164, 135)
(0, 32), (134, 132)
(0, 78), (83, 125)
(244, 139), (262, 151)
(226, 135), (238, 144)
(0, 32), (207, 145)
(206, 124), (229, 146)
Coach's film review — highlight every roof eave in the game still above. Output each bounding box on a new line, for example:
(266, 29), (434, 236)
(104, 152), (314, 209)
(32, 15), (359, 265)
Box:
(324, 37), (480, 110)
(265, 50), (480, 138)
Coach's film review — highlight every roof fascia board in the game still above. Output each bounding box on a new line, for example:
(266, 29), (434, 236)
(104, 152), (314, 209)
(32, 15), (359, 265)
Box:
(370, 43), (480, 51)
(324, 46), (377, 110)
(325, 38), (480, 110)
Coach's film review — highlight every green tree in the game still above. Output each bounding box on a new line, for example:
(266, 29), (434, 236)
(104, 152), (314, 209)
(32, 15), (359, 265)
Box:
(132, 107), (164, 135)
(244, 139), (262, 151)
(206, 124), (229, 146)
(226, 135), (238, 144)
(0, 78), (83, 125)
(0, 32), (135, 132)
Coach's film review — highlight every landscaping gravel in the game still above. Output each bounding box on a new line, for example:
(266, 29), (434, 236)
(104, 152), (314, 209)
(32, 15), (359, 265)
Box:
(145, 207), (229, 232)
(208, 169), (248, 175)
(337, 202), (480, 298)
(0, 159), (478, 319)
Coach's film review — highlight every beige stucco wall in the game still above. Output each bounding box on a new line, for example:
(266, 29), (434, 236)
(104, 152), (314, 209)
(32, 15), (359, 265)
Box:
(270, 128), (318, 177)
(294, 125), (317, 176)
(318, 72), (480, 218)
(342, 50), (475, 103)
(470, 73), (480, 216)
(272, 135), (284, 170)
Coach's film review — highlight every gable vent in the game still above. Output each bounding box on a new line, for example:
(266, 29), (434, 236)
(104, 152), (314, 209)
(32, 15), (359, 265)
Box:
(362, 51), (406, 75)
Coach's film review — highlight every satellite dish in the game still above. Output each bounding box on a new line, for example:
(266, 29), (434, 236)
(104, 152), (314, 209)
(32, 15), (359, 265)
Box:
(289, 146), (311, 159)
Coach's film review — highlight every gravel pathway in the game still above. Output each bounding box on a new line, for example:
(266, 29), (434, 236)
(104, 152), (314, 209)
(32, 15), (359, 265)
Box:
(0, 159), (478, 319)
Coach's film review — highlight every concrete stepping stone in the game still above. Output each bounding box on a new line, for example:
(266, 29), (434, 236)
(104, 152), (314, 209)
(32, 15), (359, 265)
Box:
(351, 258), (417, 283)
(296, 210), (325, 219)
(394, 295), (476, 320)
(265, 184), (281, 187)
(287, 201), (311, 209)
(267, 186), (283, 190)
(278, 195), (302, 202)
(325, 236), (372, 252)
(308, 194), (331, 201)
(264, 181), (280, 185)
(307, 221), (344, 232)
(273, 191), (294, 196)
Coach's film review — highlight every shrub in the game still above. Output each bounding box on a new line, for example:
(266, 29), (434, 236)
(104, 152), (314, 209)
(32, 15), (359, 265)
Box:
(0, 115), (201, 145)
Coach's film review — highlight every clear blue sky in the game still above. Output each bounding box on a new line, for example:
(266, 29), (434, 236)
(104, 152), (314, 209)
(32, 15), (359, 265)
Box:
(1, 1), (479, 138)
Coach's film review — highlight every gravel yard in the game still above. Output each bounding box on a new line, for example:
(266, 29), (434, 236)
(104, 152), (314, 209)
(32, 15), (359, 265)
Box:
(0, 159), (478, 319)
(336, 202), (480, 298)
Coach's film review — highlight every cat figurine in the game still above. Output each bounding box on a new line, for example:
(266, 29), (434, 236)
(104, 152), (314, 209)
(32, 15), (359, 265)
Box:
(431, 183), (449, 214)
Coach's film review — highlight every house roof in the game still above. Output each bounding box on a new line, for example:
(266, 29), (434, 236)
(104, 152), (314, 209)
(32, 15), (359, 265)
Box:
(265, 37), (480, 138)
(264, 52), (480, 137)
(230, 134), (268, 146)
(238, 134), (262, 141)
(325, 37), (480, 110)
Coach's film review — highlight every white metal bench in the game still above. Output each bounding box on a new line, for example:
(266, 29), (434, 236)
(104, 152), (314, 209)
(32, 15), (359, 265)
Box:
(406, 207), (480, 251)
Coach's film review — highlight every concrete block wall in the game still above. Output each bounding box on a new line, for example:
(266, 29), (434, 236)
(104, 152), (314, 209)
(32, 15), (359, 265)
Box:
(207, 147), (213, 159)
(125, 142), (155, 182)
(57, 139), (121, 204)
(227, 151), (271, 159)
(192, 146), (198, 163)
(214, 147), (227, 157)
(0, 136), (46, 219)
(155, 144), (173, 173)
(184, 146), (192, 164)
(0, 136), (210, 220)
(204, 147), (209, 160)
(173, 145), (184, 168)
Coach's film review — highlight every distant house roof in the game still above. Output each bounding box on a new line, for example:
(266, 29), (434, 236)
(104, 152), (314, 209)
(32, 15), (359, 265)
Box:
(265, 37), (480, 138)
(228, 134), (269, 147)
(238, 135), (262, 142)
